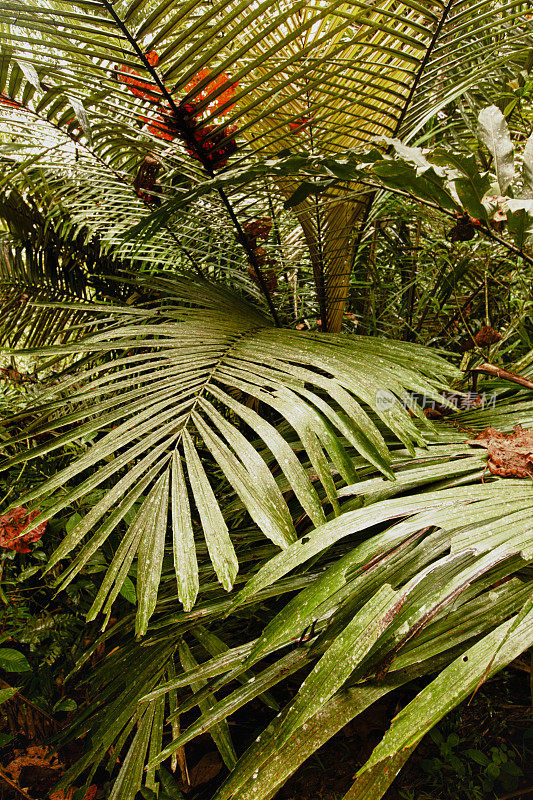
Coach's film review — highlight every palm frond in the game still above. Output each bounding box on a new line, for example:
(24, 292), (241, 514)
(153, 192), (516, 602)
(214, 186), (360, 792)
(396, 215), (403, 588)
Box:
(59, 452), (533, 800)
(154, 477), (533, 799)
(44, 373), (533, 800)
(1, 274), (457, 632)
(0, 163), (137, 346)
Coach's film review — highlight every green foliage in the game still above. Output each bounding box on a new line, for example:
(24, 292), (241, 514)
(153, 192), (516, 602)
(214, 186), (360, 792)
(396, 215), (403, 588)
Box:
(0, 2), (531, 800)
(279, 107), (533, 251)
(0, 647), (31, 672)
(1, 275), (458, 633)
(421, 732), (524, 798)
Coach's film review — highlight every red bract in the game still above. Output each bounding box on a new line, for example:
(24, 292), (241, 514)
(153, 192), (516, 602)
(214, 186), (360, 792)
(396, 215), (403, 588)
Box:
(144, 114), (175, 141)
(247, 265), (278, 293)
(176, 101), (200, 126)
(145, 51), (159, 66)
(253, 246), (268, 267)
(289, 116), (310, 134)
(133, 154), (161, 203)
(0, 94), (20, 109)
(117, 51), (162, 103)
(144, 100), (199, 141)
(132, 68), (239, 170)
(243, 217), (272, 241)
(0, 507), (46, 553)
(184, 124), (238, 168)
(183, 68), (238, 116)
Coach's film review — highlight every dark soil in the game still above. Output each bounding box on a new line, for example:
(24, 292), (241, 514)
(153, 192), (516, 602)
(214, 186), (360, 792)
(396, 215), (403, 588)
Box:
(275, 662), (533, 800)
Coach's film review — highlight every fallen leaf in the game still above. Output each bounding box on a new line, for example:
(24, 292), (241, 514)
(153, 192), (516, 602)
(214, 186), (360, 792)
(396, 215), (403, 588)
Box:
(5, 746), (62, 781)
(474, 325), (502, 348)
(0, 507), (47, 553)
(186, 752), (222, 790)
(467, 425), (533, 478)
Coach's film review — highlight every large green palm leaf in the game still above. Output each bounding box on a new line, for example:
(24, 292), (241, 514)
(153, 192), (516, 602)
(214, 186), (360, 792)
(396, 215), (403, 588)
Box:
(3, 275), (457, 632)
(146, 468), (533, 800)
(57, 458), (533, 800)
(39, 378), (533, 800)
(0, 176), (132, 346)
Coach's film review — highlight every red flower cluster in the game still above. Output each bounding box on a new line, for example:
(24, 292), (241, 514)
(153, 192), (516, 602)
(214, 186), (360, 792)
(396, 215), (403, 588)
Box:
(0, 507), (46, 553)
(117, 50), (162, 103)
(141, 99), (238, 167)
(143, 107), (238, 167)
(117, 54), (239, 170)
(182, 68), (238, 116)
(182, 122), (239, 169)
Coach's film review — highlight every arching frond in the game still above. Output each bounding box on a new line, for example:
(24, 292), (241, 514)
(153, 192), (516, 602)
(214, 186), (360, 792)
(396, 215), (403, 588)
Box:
(2, 275), (457, 633)
(55, 463), (533, 800)
(0, 0), (530, 328)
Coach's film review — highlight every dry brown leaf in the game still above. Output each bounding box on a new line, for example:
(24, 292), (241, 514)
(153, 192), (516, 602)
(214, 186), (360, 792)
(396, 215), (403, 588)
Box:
(474, 326), (502, 348)
(467, 425), (533, 478)
(5, 746), (62, 782)
(185, 752), (223, 791)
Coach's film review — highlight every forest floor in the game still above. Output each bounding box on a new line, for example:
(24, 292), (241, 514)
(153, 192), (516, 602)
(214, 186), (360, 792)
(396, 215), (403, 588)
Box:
(276, 662), (532, 800)
(0, 659), (531, 799)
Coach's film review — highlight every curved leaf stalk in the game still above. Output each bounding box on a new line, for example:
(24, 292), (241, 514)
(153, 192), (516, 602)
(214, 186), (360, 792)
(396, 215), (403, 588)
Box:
(100, 0), (281, 325)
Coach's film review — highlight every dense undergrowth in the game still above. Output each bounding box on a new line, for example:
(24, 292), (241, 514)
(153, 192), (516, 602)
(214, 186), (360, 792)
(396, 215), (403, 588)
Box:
(0, 2), (532, 799)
